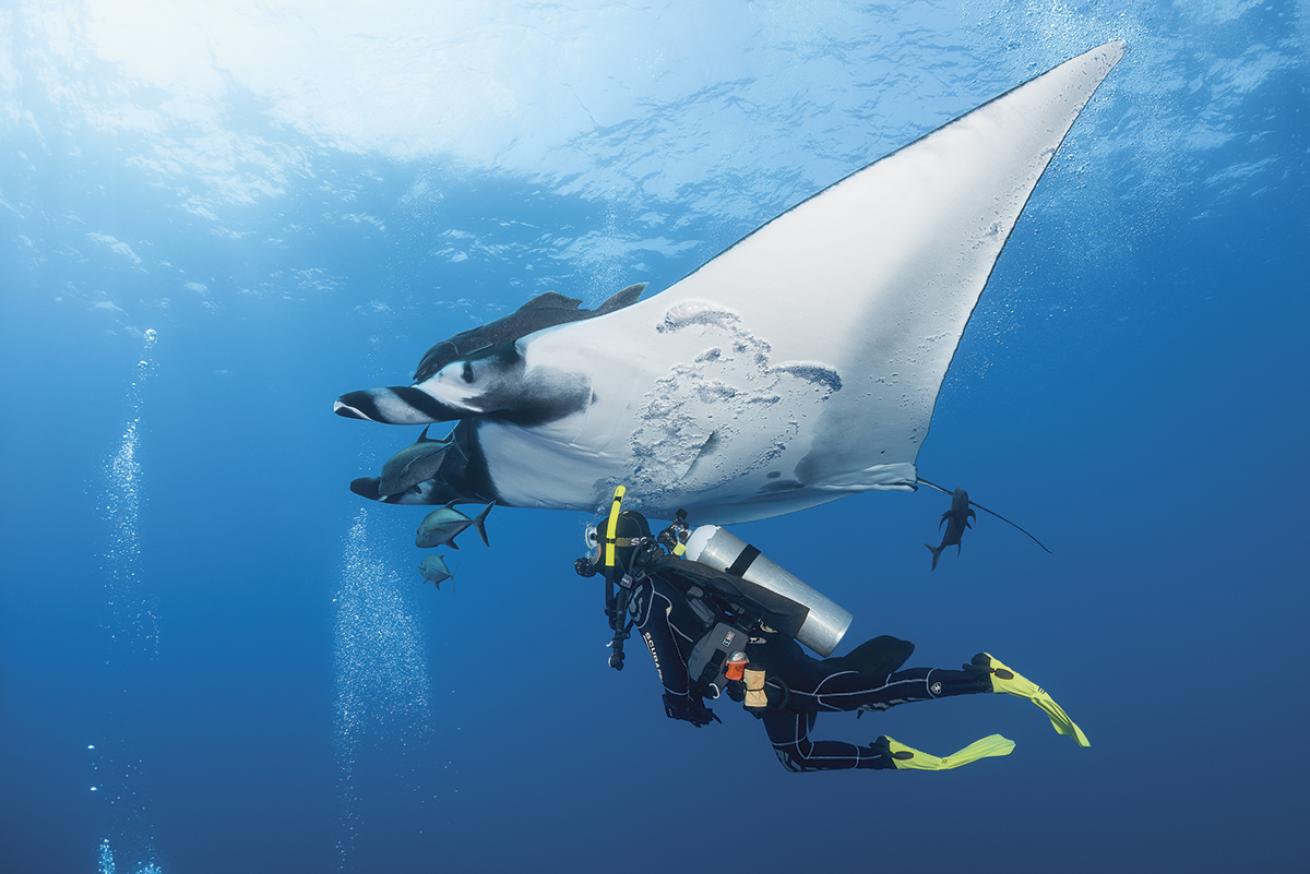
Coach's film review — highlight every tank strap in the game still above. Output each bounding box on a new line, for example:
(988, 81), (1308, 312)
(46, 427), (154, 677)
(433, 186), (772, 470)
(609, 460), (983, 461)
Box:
(726, 544), (761, 577)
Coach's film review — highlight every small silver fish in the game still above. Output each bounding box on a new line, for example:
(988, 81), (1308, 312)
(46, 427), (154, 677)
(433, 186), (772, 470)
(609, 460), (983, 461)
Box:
(419, 554), (453, 589)
(415, 502), (493, 550)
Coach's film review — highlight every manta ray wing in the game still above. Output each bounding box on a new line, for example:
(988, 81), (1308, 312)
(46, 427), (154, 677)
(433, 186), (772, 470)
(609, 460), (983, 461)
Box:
(468, 42), (1124, 521)
(343, 42), (1125, 523)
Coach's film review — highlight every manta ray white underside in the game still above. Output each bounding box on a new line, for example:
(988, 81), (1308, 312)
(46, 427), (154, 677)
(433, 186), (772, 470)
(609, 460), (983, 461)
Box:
(344, 41), (1125, 523)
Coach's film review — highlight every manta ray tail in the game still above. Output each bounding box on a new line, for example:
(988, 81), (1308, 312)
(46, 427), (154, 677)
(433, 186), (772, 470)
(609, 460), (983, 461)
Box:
(473, 502), (493, 547)
(917, 478), (1052, 554)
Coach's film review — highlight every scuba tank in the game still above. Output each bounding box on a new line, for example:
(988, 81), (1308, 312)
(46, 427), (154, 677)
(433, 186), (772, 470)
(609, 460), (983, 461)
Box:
(683, 525), (853, 657)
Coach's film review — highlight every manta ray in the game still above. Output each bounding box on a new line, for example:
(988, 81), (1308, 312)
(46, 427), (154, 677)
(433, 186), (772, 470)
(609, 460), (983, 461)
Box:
(336, 41), (1125, 523)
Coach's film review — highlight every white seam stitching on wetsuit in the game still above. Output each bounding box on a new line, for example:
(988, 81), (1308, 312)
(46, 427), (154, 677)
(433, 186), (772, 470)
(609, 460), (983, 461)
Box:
(812, 670), (858, 696)
(794, 677), (924, 699)
(634, 582), (655, 628)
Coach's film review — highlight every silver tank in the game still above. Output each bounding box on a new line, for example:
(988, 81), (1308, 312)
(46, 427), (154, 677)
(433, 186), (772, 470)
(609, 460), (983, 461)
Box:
(683, 525), (853, 657)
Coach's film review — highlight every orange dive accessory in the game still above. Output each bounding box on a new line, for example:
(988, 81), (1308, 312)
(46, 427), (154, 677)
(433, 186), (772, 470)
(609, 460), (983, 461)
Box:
(724, 651), (748, 682)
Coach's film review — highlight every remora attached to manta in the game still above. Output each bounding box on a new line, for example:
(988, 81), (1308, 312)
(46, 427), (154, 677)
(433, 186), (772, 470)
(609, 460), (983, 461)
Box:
(377, 425), (458, 499)
(336, 42), (1126, 523)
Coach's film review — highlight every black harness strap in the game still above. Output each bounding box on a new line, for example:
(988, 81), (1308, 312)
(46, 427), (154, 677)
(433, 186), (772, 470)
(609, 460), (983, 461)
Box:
(726, 544), (761, 578)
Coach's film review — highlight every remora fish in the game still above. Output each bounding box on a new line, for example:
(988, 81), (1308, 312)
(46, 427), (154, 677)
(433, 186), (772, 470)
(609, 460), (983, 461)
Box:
(415, 502), (493, 549)
(377, 425), (457, 498)
(926, 488), (975, 571)
(335, 43), (1126, 525)
(349, 423), (496, 506)
(419, 554), (453, 590)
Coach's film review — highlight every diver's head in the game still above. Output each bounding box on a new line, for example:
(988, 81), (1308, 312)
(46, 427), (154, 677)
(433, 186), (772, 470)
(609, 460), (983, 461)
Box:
(582, 509), (651, 571)
(612, 510), (653, 571)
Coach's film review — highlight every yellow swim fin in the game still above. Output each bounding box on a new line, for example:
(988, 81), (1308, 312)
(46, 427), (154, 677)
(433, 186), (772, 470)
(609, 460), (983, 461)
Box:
(879, 734), (1016, 771)
(975, 653), (1091, 748)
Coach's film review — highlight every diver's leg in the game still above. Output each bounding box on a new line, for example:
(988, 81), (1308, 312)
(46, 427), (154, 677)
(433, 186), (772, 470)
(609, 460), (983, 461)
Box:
(796, 665), (992, 713)
(749, 632), (991, 714)
(762, 711), (1015, 773)
(763, 711), (893, 772)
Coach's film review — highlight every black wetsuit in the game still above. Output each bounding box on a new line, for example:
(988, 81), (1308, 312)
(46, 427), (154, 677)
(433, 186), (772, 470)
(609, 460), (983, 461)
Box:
(630, 572), (991, 772)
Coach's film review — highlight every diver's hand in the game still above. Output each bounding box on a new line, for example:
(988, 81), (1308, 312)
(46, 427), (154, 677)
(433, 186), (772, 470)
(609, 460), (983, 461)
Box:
(663, 693), (720, 727)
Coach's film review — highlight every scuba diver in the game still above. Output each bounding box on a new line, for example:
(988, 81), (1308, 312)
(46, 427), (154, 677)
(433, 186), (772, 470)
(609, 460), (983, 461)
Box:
(577, 488), (1089, 773)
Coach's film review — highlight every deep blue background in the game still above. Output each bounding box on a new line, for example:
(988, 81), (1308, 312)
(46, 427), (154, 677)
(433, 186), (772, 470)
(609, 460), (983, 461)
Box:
(2, 2), (1308, 872)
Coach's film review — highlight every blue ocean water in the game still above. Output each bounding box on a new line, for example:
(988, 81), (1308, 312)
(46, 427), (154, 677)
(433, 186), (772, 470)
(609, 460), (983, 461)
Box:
(2, 2), (1308, 872)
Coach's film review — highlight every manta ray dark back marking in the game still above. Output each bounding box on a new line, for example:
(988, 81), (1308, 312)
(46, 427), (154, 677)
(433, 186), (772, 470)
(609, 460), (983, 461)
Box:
(412, 285), (644, 383)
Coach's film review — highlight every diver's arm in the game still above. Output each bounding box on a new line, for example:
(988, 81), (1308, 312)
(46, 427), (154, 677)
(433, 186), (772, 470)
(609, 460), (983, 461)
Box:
(631, 576), (691, 698)
(631, 577), (715, 726)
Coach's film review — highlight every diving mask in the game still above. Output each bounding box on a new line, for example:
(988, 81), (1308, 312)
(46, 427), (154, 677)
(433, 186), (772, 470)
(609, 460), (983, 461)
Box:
(583, 521), (602, 565)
